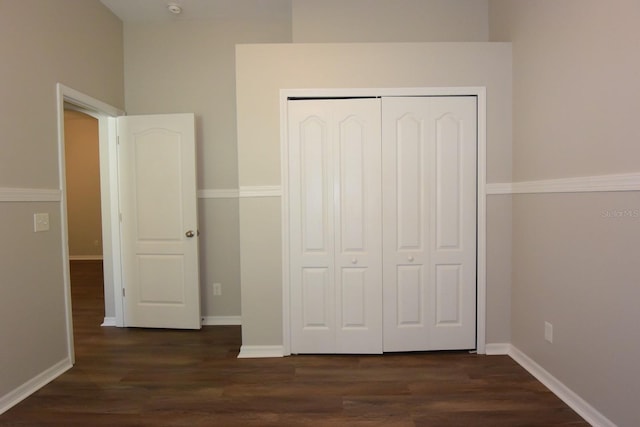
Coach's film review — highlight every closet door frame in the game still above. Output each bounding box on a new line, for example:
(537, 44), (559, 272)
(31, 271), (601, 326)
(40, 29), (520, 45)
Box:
(280, 87), (487, 355)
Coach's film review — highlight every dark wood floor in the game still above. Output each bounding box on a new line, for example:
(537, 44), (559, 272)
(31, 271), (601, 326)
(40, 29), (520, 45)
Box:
(1, 260), (588, 426)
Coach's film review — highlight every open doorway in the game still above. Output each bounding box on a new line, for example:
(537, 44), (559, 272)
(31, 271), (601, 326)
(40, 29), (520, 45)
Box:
(63, 109), (105, 333)
(56, 84), (125, 363)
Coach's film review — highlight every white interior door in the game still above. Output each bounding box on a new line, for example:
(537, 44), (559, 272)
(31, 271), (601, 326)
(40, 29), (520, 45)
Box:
(117, 113), (201, 329)
(382, 97), (477, 351)
(289, 99), (382, 354)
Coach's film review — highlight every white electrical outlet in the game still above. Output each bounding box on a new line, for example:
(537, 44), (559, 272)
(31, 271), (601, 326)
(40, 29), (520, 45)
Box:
(34, 213), (50, 232)
(544, 321), (553, 343)
(213, 283), (222, 296)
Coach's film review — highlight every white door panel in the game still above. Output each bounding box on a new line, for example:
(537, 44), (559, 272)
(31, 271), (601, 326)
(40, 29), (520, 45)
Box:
(429, 98), (477, 350)
(289, 99), (382, 354)
(289, 101), (335, 352)
(383, 97), (476, 351)
(118, 113), (200, 329)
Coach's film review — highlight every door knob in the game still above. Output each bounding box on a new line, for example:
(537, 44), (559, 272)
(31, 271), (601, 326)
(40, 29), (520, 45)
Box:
(185, 230), (195, 238)
(351, 258), (358, 264)
(408, 255), (414, 262)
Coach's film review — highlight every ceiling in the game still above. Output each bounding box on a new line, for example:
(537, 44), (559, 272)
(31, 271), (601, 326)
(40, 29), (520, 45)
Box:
(100, 0), (291, 23)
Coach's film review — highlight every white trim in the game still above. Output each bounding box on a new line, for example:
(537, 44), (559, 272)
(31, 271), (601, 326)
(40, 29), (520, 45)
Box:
(197, 188), (240, 199)
(69, 255), (103, 261)
(484, 343), (511, 355)
(485, 182), (513, 195)
(239, 185), (282, 198)
(0, 188), (62, 202)
(196, 187), (283, 199)
(237, 345), (285, 358)
(486, 172), (640, 195)
(101, 317), (116, 327)
(280, 92), (291, 355)
(476, 88), (487, 355)
(201, 316), (242, 326)
(58, 85), (123, 117)
(280, 87), (488, 356)
(0, 358), (72, 415)
(283, 87), (489, 98)
(508, 345), (616, 427)
(103, 116), (125, 327)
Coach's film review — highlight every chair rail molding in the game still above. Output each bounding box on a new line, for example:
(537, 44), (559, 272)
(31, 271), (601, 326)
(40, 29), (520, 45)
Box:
(0, 187), (62, 202)
(486, 172), (640, 195)
(196, 186), (282, 199)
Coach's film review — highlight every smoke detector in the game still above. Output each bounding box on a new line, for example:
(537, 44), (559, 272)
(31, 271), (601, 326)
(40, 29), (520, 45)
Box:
(167, 3), (182, 15)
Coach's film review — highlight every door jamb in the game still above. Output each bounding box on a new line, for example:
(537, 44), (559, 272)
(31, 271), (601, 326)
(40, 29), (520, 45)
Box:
(56, 83), (125, 362)
(280, 87), (487, 355)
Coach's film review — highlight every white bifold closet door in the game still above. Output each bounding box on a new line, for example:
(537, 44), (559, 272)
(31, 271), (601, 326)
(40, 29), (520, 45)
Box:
(288, 98), (383, 354)
(288, 96), (477, 354)
(382, 97), (477, 351)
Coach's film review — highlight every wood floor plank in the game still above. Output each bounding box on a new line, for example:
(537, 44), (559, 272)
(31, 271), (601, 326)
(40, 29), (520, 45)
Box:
(0, 260), (590, 426)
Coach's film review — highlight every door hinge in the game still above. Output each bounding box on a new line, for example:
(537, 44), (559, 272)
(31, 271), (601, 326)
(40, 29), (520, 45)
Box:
(119, 213), (123, 222)
(122, 288), (126, 297)
(117, 135), (120, 145)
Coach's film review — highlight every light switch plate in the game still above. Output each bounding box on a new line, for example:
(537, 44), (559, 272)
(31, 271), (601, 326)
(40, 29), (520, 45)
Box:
(544, 321), (553, 343)
(34, 213), (50, 232)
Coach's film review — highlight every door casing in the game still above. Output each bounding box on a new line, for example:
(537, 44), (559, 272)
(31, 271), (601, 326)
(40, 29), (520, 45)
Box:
(280, 87), (488, 355)
(56, 84), (126, 363)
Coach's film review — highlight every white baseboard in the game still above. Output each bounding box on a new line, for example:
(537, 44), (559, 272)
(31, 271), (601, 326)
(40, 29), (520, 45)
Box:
(484, 342), (511, 355)
(237, 345), (284, 358)
(69, 255), (103, 261)
(100, 316), (242, 327)
(0, 358), (72, 415)
(501, 344), (616, 427)
(101, 317), (116, 327)
(201, 316), (241, 326)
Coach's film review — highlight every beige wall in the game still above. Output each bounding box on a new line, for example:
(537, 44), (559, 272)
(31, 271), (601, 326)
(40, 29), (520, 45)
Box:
(0, 203), (66, 395)
(292, 0), (489, 42)
(490, 1), (640, 425)
(490, 0), (640, 182)
(511, 192), (640, 426)
(0, 0), (123, 401)
(123, 14), (292, 318)
(64, 111), (102, 258)
(236, 42), (512, 346)
(486, 195), (512, 343)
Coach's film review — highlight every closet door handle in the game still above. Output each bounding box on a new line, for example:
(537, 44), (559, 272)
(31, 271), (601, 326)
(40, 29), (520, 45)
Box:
(351, 258), (358, 264)
(408, 255), (414, 262)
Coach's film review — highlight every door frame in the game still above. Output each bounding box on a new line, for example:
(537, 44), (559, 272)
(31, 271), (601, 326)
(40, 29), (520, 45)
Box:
(56, 84), (125, 362)
(280, 87), (487, 355)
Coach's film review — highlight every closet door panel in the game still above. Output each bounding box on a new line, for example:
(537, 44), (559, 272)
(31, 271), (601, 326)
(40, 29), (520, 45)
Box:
(428, 97), (477, 350)
(334, 100), (382, 354)
(289, 98), (382, 354)
(289, 101), (335, 353)
(383, 97), (476, 352)
(382, 98), (431, 351)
